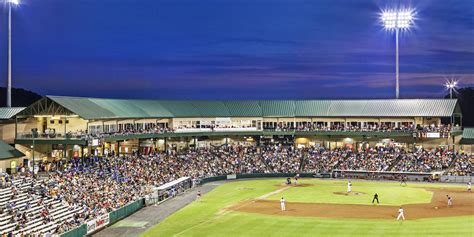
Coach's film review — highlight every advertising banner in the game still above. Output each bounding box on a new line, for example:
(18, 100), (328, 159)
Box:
(426, 132), (441, 138)
(86, 214), (110, 234)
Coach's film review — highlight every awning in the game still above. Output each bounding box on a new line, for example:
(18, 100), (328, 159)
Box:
(0, 141), (25, 160)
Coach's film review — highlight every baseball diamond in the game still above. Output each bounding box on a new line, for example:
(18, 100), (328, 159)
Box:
(140, 179), (473, 237)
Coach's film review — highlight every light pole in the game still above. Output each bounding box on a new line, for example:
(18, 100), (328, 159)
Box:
(6, 0), (19, 107)
(380, 9), (415, 99)
(445, 80), (458, 127)
(445, 80), (457, 99)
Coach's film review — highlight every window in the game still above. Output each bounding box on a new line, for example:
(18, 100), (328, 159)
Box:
(50, 120), (54, 124)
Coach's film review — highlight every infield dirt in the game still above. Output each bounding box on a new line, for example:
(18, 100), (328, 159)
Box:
(229, 186), (474, 220)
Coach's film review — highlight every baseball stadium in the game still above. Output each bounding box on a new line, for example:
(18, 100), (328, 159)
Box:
(0, 97), (472, 236)
(0, 0), (473, 237)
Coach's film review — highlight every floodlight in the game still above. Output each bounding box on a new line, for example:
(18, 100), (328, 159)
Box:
(379, 8), (416, 99)
(381, 9), (415, 30)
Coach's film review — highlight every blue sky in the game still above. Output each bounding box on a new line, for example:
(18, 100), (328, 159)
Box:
(0, 0), (473, 99)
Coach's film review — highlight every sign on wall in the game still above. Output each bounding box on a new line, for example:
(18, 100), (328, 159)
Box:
(426, 132), (441, 138)
(86, 214), (110, 234)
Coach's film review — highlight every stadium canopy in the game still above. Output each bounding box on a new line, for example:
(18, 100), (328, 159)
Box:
(460, 128), (474, 145)
(0, 107), (25, 120)
(0, 140), (24, 160)
(17, 96), (461, 120)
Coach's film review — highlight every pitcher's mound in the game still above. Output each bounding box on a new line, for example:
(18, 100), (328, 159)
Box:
(333, 191), (366, 196)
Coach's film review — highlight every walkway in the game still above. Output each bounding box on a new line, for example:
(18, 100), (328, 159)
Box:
(92, 181), (225, 237)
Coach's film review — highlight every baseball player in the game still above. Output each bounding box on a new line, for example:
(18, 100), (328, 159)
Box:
(294, 174), (299, 185)
(347, 180), (352, 193)
(400, 175), (407, 186)
(447, 195), (452, 207)
(280, 197), (286, 211)
(397, 206), (405, 221)
(372, 193), (379, 204)
(468, 182), (471, 192)
(196, 190), (201, 200)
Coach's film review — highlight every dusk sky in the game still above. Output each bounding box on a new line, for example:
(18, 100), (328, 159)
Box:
(0, 0), (473, 99)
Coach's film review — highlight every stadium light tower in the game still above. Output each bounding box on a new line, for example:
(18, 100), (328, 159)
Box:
(6, 0), (19, 107)
(380, 8), (415, 99)
(445, 80), (458, 99)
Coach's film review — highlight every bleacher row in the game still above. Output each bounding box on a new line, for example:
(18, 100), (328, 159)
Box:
(0, 178), (82, 236)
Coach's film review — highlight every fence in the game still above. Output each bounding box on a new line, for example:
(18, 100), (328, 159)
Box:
(332, 170), (434, 182)
(440, 175), (473, 183)
(60, 198), (144, 237)
(199, 172), (330, 184)
(109, 198), (145, 223)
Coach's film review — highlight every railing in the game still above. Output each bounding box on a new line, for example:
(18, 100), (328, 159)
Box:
(16, 133), (86, 140)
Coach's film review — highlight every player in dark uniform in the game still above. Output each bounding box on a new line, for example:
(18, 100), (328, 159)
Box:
(372, 193), (379, 204)
(400, 175), (407, 186)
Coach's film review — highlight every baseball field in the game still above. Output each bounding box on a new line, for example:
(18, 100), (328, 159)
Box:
(141, 179), (474, 237)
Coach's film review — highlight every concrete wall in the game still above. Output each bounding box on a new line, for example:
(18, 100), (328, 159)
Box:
(0, 122), (16, 143)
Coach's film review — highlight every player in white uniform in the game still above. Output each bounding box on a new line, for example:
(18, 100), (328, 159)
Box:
(468, 182), (471, 192)
(347, 180), (352, 193)
(280, 197), (286, 211)
(397, 207), (405, 221)
(447, 195), (452, 207)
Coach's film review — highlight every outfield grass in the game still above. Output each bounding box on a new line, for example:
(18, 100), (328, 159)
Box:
(141, 179), (473, 237)
(266, 179), (433, 205)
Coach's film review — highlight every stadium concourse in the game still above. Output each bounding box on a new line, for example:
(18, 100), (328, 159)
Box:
(0, 96), (472, 236)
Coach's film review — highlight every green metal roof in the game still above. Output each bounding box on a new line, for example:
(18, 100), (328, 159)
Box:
(20, 96), (459, 120)
(190, 101), (231, 117)
(0, 141), (24, 160)
(0, 107), (25, 119)
(223, 100), (262, 117)
(462, 128), (474, 139)
(260, 100), (295, 117)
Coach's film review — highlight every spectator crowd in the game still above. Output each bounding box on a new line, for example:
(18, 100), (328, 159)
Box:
(0, 144), (472, 237)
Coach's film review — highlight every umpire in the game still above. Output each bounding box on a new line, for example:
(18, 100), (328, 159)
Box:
(372, 193), (379, 204)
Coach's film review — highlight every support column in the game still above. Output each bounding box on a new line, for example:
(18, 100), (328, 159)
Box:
(117, 141), (121, 157)
(164, 137), (168, 154)
(15, 117), (18, 139)
(63, 144), (67, 160)
(138, 139), (142, 155)
(80, 145), (84, 158)
(194, 137), (197, 150)
(64, 117), (67, 138)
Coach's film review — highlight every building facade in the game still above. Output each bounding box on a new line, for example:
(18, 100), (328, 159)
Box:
(3, 96), (465, 167)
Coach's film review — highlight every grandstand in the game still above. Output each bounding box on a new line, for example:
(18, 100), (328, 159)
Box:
(0, 96), (472, 236)
(6, 96), (465, 162)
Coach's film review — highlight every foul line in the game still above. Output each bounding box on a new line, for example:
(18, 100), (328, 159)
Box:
(173, 185), (291, 236)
